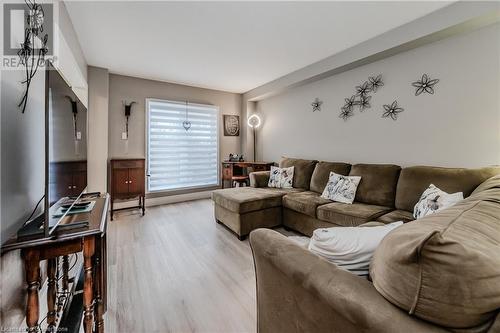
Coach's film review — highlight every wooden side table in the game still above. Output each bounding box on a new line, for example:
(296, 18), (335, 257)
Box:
(2, 195), (109, 333)
(109, 158), (146, 220)
(221, 161), (274, 188)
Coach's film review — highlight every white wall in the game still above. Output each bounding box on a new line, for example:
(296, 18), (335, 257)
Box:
(87, 67), (109, 193)
(255, 23), (500, 168)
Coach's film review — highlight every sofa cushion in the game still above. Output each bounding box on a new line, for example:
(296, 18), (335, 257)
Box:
(349, 164), (401, 207)
(279, 157), (318, 190)
(283, 191), (331, 218)
(395, 165), (500, 212)
(212, 187), (284, 213)
(370, 175), (500, 328)
(316, 202), (392, 227)
(310, 161), (351, 193)
(376, 210), (414, 224)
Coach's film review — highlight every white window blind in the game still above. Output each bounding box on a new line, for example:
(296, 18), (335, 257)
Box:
(146, 99), (219, 192)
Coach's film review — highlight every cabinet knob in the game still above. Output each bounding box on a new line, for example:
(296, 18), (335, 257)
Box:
(68, 185), (72, 189)
(73, 186), (76, 189)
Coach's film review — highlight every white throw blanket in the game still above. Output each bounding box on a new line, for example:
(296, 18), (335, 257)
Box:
(307, 221), (403, 276)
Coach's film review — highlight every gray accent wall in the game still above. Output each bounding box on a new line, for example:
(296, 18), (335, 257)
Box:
(254, 23), (500, 168)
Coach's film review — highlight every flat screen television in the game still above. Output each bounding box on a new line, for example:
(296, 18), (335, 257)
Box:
(44, 63), (88, 235)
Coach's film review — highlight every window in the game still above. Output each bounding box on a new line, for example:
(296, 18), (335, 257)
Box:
(146, 99), (219, 192)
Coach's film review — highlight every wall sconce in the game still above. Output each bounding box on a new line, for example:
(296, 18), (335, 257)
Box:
(247, 114), (262, 162)
(123, 101), (136, 139)
(65, 96), (79, 140)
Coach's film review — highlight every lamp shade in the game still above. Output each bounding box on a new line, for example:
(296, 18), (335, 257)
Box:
(247, 114), (261, 128)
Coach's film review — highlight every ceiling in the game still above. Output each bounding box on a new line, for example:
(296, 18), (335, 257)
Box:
(65, 1), (451, 93)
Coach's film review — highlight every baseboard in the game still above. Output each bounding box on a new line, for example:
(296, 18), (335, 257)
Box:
(112, 190), (213, 209)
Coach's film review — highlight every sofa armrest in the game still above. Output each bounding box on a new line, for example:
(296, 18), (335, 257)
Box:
(250, 171), (270, 188)
(249, 229), (448, 333)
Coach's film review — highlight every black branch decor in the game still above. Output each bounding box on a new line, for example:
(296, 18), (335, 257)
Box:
(368, 74), (384, 92)
(339, 74), (383, 120)
(17, 0), (49, 113)
(412, 74), (439, 96)
(357, 95), (371, 111)
(382, 101), (404, 121)
(355, 81), (372, 97)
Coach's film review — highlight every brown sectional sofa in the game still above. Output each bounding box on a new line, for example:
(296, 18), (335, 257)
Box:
(250, 174), (500, 333)
(212, 157), (499, 239)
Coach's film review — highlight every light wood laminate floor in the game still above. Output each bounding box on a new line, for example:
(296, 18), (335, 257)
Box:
(106, 199), (259, 333)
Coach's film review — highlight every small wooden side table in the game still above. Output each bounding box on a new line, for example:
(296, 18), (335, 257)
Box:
(109, 158), (146, 220)
(221, 161), (274, 188)
(2, 195), (109, 333)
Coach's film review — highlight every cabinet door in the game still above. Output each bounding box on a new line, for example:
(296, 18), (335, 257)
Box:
(73, 170), (87, 196)
(113, 168), (130, 196)
(128, 168), (144, 196)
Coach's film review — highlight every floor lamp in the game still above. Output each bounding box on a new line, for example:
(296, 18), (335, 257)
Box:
(247, 114), (261, 162)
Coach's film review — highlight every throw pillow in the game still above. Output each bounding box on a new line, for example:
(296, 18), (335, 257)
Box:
(268, 166), (294, 189)
(413, 184), (463, 219)
(308, 221), (403, 276)
(321, 172), (361, 204)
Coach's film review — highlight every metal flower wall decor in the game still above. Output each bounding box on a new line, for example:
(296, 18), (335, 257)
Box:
(18, 0), (49, 113)
(311, 98), (323, 112)
(339, 74), (383, 121)
(412, 74), (439, 96)
(382, 101), (404, 121)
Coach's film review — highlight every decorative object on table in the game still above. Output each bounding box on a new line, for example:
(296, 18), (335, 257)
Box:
(17, 0), (49, 113)
(321, 171), (361, 204)
(413, 184), (463, 219)
(268, 166), (294, 189)
(228, 153), (244, 162)
(182, 101), (192, 131)
(355, 81), (372, 97)
(357, 95), (371, 111)
(247, 114), (262, 162)
(123, 101), (136, 139)
(223, 115), (240, 136)
(382, 100), (404, 120)
(311, 98), (323, 112)
(412, 74), (439, 96)
(339, 74), (383, 120)
(368, 74), (384, 92)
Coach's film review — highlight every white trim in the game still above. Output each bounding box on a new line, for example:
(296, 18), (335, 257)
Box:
(112, 190), (213, 210)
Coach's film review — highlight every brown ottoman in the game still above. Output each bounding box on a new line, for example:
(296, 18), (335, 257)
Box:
(212, 187), (287, 240)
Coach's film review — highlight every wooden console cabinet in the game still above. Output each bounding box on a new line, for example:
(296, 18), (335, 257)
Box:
(49, 161), (87, 204)
(109, 159), (146, 220)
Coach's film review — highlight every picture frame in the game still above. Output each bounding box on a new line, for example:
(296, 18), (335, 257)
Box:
(223, 115), (240, 136)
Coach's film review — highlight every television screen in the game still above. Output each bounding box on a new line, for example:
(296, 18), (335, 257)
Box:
(46, 65), (87, 233)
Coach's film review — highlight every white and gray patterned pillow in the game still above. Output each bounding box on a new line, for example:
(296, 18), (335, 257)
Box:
(321, 172), (361, 204)
(413, 184), (463, 219)
(268, 166), (294, 189)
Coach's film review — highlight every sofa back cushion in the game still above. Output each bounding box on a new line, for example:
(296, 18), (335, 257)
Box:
(395, 166), (500, 212)
(279, 157), (318, 190)
(370, 175), (500, 329)
(348, 164), (401, 207)
(310, 161), (351, 193)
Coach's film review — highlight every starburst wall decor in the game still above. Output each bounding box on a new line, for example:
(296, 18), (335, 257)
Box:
(339, 74), (383, 120)
(311, 98), (323, 112)
(412, 74), (439, 96)
(382, 101), (404, 121)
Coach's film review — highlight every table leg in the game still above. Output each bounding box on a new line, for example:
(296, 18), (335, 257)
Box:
(94, 235), (104, 333)
(46, 258), (57, 332)
(83, 236), (95, 333)
(23, 249), (40, 333)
